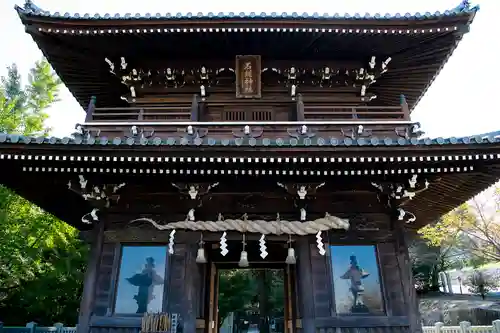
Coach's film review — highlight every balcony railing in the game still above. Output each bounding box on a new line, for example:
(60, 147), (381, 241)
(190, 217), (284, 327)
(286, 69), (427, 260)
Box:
(303, 105), (407, 120)
(80, 94), (416, 141)
(91, 106), (192, 122)
(88, 104), (408, 122)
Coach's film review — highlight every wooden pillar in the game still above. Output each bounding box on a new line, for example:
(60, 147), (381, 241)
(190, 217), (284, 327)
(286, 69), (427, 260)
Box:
(295, 94), (305, 121)
(183, 244), (199, 333)
(393, 223), (422, 333)
(77, 221), (105, 333)
(84, 96), (96, 122)
(190, 94), (200, 121)
(400, 94), (410, 121)
(296, 238), (315, 333)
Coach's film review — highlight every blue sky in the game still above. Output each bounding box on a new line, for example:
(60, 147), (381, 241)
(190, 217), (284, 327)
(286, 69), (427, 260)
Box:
(0, 0), (498, 138)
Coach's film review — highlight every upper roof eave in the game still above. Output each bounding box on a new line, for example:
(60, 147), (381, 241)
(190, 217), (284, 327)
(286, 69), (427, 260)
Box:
(14, 1), (479, 27)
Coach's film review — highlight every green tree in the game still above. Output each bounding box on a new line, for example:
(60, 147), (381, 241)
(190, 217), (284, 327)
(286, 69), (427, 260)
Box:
(419, 186), (500, 265)
(0, 59), (87, 325)
(463, 270), (500, 300)
(410, 238), (454, 293)
(218, 269), (257, 325)
(0, 61), (60, 135)
(217, 269), (285, 331)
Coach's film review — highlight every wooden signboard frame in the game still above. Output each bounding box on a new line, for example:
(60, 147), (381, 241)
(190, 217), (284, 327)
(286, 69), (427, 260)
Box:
(235, 55), (262, 99)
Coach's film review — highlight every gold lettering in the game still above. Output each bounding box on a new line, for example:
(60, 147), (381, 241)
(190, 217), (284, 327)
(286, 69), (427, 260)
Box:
(242, 61), (254, 94)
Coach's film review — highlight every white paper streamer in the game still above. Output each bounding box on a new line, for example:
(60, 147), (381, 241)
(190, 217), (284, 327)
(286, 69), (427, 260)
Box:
(220, 231), (228, 256)
(316, 231), (325, 256)
(259, 234), (268, 259)
(168, 229), (176, 254)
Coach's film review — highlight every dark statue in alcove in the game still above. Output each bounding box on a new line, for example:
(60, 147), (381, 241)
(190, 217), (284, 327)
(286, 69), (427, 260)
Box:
(340, 255), (370, 313)
(126, 257), (164, 313)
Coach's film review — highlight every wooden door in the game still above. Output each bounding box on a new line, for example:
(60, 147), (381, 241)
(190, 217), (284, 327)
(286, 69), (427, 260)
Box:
(207, 263), (220, 333)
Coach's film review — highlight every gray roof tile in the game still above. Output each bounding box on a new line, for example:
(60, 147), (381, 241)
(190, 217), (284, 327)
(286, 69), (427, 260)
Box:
(15, 0), (478, 22)
(0, 131), (498, 148)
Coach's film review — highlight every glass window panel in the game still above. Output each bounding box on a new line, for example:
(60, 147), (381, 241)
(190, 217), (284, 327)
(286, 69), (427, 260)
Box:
(114, 246), (167, 314)
(330, 245), (384, 315)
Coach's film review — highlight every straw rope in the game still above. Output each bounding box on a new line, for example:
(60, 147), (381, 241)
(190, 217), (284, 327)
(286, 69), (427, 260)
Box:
(130, 213), (349, 235)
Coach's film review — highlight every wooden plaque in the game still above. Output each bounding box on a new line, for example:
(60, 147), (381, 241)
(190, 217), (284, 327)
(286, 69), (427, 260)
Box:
(235, 55), (262, 99)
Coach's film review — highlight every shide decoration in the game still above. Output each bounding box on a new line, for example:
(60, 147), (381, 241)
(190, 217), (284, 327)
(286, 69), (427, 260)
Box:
(168, 229), (176, 255)
(259, 234), (268, 259)
(316, 230), (326, 255)
(220, 230), (228, 256)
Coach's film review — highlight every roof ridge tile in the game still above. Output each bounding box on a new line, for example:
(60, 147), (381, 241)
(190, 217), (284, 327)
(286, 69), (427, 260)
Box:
(15, 0), (479, 22)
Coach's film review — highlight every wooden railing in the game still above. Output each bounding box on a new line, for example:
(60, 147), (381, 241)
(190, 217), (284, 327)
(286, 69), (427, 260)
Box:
(85, 94), (411, 123)
(303, 105), (406, 120)
(296, 93), (410, 121)
(89, 104), (407, 123)
(90, 106), (192, 122)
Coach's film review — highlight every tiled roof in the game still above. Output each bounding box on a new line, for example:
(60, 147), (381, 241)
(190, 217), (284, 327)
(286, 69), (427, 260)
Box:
(15, 0), (478, 22)
(0, 132), (498, 148)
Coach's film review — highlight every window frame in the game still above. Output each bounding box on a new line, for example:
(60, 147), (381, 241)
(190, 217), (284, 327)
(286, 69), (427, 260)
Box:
(112, 243), (170, 316)
(327, 243), (386, 316)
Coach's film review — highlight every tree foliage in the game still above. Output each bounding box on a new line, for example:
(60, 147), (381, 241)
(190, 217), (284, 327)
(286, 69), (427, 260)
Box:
(419, 185), (500, 266)
(218, 269), (256, 324)
(463, 270), (500, 299)
(218, 269), (284, 330)
(0, 60), (87, 325)
(0, 61), (60, 135)
(410, 237), (457, 293)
